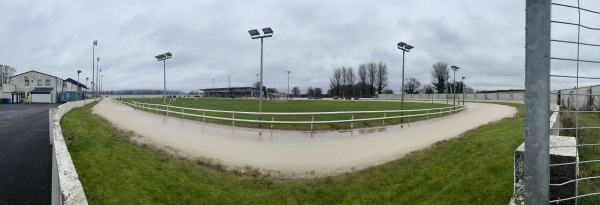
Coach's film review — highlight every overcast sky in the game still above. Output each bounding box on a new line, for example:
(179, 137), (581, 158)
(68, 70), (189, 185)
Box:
(1, 0), (596, 93)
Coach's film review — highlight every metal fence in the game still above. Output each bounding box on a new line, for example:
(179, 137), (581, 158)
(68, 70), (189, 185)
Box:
(121, 100), (465, 130)
(526, 0), (600, 204)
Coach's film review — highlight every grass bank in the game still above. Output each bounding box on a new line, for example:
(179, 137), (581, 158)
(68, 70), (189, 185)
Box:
(62, 102), (523, 204)
(560, 111), (600, 204)
(123, 98), (453, 130)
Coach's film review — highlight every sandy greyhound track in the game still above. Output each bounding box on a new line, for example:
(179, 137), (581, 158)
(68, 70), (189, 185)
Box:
(92, 99), (517, 178)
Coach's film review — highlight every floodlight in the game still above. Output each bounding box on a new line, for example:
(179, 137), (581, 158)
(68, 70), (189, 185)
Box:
(93, 40), (98, 45)
(262, 27), (273, 35)
(405, 45), (414, 50)
(165, 52), (172, 59)
(249, 29), (260, 37)
(398, 42), (407, 47)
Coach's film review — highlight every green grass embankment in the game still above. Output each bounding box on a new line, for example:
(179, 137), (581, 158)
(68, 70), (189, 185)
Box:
(61, 102), (524, 204)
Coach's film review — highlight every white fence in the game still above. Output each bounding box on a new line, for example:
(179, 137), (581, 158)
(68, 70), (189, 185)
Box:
(50, 99), (95, 205)
(122, 100), (465, 129)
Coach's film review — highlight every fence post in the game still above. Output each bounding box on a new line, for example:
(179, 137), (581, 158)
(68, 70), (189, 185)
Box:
(271, 115), (274, 129)
(182, 108), (185, 118)
(351, 114), (354, 129)
(311, 115), (314, 130)
(383, 113), (386, 125)
(524, 0), (551, 204)
(203, 111), (206, 122)
(232, 113), (235, 126)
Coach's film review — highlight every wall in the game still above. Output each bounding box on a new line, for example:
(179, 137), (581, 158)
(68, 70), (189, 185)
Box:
(550, 85), (600, 110)
(378, 92), (525, 102)
(50, 99), (95, 205)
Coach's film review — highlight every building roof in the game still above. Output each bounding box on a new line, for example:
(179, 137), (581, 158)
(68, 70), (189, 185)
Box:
(10, 70), (63, 80)
(30, 87), (54, 94)
(65, 78), (88, 89)
(202, 87), (257, 92)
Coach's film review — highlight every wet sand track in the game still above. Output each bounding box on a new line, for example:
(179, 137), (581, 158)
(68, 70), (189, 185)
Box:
(92, 99), (517, 178)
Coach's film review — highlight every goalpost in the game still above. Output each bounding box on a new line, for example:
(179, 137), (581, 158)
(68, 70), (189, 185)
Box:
(267, 93), (288, 103)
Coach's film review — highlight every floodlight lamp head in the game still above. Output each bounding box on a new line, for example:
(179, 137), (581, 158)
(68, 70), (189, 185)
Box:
(77, 70), (81, 74)
(398, 42), (407, 47)
(93, 40), (98, 45)
(97, 57), (100, 61)
(405, 45), (414, 50)
(249, 29), (260, 38)
(262, 27), (273, 35)
(165, 52), (172, 59)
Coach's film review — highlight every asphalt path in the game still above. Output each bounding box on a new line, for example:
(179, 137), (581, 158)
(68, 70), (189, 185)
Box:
(0, 103), (58, 205)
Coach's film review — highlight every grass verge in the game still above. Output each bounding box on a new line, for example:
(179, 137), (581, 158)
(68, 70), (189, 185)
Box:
(123, 98), (453, 130)
(62, 102), (523, 204)
(560, 111), (600, 204)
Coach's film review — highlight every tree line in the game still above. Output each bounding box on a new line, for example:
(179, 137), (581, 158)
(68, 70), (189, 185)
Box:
(328, 61), (392, 98)
(417, 62), (473, 94)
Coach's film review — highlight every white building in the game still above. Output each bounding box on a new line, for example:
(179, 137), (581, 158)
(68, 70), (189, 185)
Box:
(2, 70), (83, 103)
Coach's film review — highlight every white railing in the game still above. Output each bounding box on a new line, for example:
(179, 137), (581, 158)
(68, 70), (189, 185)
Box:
(121, 100), (466, 129)
(50, 99), (95, 205)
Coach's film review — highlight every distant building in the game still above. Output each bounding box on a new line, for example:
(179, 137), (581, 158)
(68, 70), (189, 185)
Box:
(1, 70), (86, 103)
(201, 87), (259, 98)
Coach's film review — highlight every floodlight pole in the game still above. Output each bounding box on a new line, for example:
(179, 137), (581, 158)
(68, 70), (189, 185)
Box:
(462, 76), (466, 105)
(163, 58), (166, 105)
(228, 76), (231, 98)
(259, 37), (264, 125)
(155, 52), (172, 110)
(451, 65), (460, 106)
(77, 70), (81, 91)
(397, 42), (413, 123)
(96, 57), (100, 98)
(85, 77), (89, 97)
(249, 27), (273, 128)
(287, 71), (290, 99)
(92, 40), (97, 99)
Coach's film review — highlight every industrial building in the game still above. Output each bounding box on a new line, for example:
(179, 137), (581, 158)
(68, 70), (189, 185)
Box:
(201, 87), (260, 98)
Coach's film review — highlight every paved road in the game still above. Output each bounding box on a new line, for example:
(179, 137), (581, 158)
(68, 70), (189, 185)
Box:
(0, 103), (57, 205)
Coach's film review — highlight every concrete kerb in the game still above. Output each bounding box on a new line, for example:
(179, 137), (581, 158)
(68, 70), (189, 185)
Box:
(50, 99), (95, 205)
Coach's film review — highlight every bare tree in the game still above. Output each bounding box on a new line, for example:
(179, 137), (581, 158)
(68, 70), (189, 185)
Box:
(367, 62), (377, 95)
(329, 68), (342, 96)
(344, 66), (356, 96)
(314, 87), (323, 97)
(0, 65), (16, 84)
(253, 81), (267, 96)
(292, 86), (300, 97)
(423, 84), (435, 94)
(404, 78), (421, 94)
(358, 63), (367, 96)
(306, 86), (314, 97)
(375, 61), (389, 94)
(431, 62), (449, 93)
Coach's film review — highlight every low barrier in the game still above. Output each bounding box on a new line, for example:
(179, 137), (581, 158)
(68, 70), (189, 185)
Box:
(122, 100), (465, 129)
(50, 99), (95, 205)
